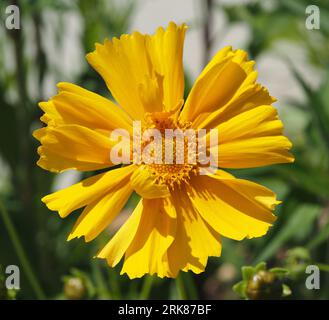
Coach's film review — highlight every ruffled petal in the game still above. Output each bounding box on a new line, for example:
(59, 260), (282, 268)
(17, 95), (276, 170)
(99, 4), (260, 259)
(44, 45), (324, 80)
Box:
(42, 165), (135, 218)
(166, 188), (222, 276)
(33, 124), (129, 172)
(217, 105), (283, 141)
(180, 47), (254, 122)
(146, 22), (186, 112)
(39, 82), (133, 134)
(120, 198), (176, 278)
(86, 22), (186, 119)
(98, 189), (221, 278)
(187, 171), (278, 241)
(208, 105), (294, 168)
(194, 82), (275, 130)
(97, 200), (144, 267)
(214, 136), (294, 168)
(68, 178), (133, 242)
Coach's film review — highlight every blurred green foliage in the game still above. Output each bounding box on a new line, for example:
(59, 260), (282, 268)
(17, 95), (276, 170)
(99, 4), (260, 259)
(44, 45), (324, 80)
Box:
(0, 0), (329, 299)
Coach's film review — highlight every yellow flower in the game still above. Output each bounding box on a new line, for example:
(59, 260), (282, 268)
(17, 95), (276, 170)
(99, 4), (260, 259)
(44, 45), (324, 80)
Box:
(33, 22), (294, 279)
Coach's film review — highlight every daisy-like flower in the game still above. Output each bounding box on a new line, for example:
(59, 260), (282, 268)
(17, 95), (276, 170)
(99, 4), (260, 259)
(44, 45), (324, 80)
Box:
(33, 22), (294, 279)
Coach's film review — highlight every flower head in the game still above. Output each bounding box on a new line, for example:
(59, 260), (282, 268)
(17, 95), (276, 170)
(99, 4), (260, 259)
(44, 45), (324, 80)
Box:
(33, 22), (294, 279)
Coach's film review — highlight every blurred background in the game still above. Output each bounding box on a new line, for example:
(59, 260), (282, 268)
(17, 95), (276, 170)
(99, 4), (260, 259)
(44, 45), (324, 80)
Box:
(0, 0), (329, 300)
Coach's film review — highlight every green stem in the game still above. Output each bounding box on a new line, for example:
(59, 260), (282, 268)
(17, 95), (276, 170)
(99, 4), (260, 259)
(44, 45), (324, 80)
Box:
(92, 260), (111, 299)
(139, 276), (154, 300)
(176, 274), (188, 300)
(128, 281), (138, 299)
(202, 0), (214, 66)
(107, 268), (121, 299)
(316, 263), (329, 273)
(0, 201), (45, 299)
(184, 273), (198, 299)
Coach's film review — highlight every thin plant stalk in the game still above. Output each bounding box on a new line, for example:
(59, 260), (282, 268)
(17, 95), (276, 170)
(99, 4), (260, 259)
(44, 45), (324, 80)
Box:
(175, 274), (188, 300)
(0, 201), (45, 299)
(139, 275), (154, 300)
(202, 0), (214, 66)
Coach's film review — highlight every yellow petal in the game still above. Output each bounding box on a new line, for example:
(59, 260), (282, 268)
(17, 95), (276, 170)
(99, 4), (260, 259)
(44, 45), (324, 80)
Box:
(193, 83), (275, 130)
(86, 22), (186, 119)
(120, 198), (176, 278)
(146, 22), (187, 112)
(180, 48), (253, 122)
(42, 165), (136, 218)
(38, 82), (132, 134)
(204, 104), (294, 168)
(87, 32), (149, 120)
(216, 105), (283, 143)
(214, 135), (294, 168)
(187, 172), (278, 241)
(130, 166), (170, 199)
(36, 145), (107, 173)
(138, 74), (164, 113)
(166, 188), (222, 277)
(34, 124), (123, 172)
(97, 199), (144, 267)
(68, 178), (133, 242)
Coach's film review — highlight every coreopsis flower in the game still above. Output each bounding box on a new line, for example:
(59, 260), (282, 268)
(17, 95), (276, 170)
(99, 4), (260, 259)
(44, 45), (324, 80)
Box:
(33, 22), (294, 279)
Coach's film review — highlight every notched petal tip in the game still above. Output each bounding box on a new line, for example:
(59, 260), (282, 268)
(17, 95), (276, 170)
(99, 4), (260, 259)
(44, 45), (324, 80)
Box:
(41, 194), (57, 210)
(38, 101), (48, 110)
(66, 232), (92, 243)
(168, 21), (188, 29)
(85, 51), (94, 61)
(32, 128), (43, 141)
(245, 224), (272, 240)
(287, 152), (295, 163)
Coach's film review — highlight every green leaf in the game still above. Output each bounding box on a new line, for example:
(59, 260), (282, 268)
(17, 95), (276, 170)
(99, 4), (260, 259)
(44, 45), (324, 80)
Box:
(308, 220), (329, 250)
(289, 64), (329, 151)
(255, 204), (321, 262)
(233, 281), (247, 299)
(242, 266), (255, 281)
(0, 103), (18, 169)
(276, 165), (329, 199)
(91, 260), (111, 299)
(269, 268), (289, 275)
(255, 262), (267, 272)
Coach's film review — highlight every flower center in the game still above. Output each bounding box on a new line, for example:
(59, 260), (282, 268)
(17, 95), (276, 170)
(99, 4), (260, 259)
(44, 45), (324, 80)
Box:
(138, 112), (198, 188)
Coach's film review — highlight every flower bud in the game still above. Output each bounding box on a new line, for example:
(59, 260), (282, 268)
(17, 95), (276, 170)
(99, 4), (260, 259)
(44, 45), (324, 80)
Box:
(246, 270), (282, 300)
(64, 277), (86, 300)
